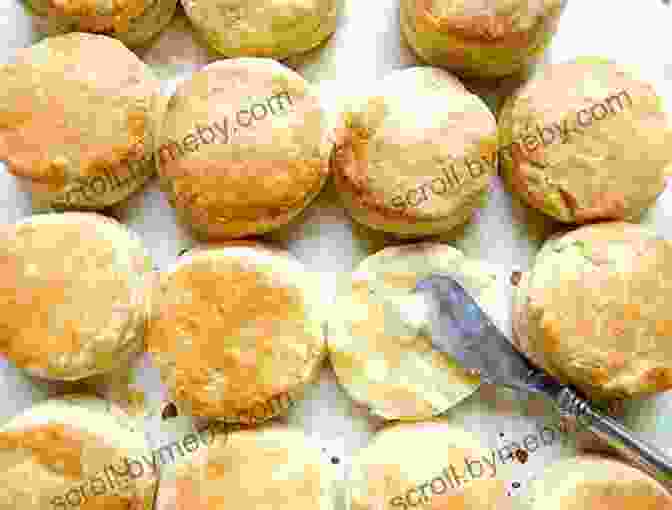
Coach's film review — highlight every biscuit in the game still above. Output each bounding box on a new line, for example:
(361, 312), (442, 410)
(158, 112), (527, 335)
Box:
(331, 67), (497, 237)
(329, 242), (511, 420)
(146, 242), (326, 423)
(400, 0), (567, 77)
(513, 222), (672, 400)
(25, 0), (177, 47)
(0, 212), (152, 380)
(522, 455), (672, 509)
(157, 58), (332, 239)
(0, 33), (160, 210)
(161, 425), (334, 510)
(0, 394), (157, 510)
(181, 0), (340, 59)
(349, 420), (511, 510)
(499, 57), (672, 223)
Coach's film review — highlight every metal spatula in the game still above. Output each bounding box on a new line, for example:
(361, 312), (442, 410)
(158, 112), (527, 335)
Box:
(413, 273), (672, 489)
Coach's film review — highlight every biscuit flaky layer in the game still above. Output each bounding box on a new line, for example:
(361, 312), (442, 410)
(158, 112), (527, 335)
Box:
(147, 243), (326, 422)
(349, 420), (511, 510)
(499, 57), (672, 223)
(514, 222), (672, 400)
(167, 426), (333, 510)
(524, 455), (672, 510)
(331, 67), (497, 237)
(0, 212), (152, 380)
(401, 0), (566, 77)
(0, 33), (160, 209)
(329, 242), (512, 420)
(157, 58), (332, 239)
(0, 395), (156, 510)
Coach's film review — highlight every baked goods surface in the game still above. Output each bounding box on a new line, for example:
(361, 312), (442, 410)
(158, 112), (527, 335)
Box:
(157, 58), (332, 239)
(163, 425), (334, 510)
(146, 242), (326, 423)
(0, 212), (152, 380)
(349, 420), (511, 510)
(0, 33), (160, 210)
(400, 0), (567, 77)
(180, 0), (340, 58)
(25, 0), (177, 47)
(0, 394), (157, 510)
(513, 221), (672, 400)
(332, 66), (497, 237)
(499, 57), (672, 223)
(522, 455), (672, 509)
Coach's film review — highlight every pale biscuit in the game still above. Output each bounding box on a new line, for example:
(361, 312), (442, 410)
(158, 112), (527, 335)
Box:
(0, 33), (160, 210)
(161, 425), (334, 510)
(0, 212), (153, 380)
(25, 0), (177, 47)
(146, 242), (326, 423)
(401, 0), (566, 78)
(349, 420), (511, 510)
(0, 395), (157, 510)
(522, 455), (672, 509)
(513, 222), (672, 400)
(499, 57), (672, 223)
(157, 58), (332, 239)
(181, 0), (340, 59)
(329, 242), (512, 420)
(331, 67), (497, 237)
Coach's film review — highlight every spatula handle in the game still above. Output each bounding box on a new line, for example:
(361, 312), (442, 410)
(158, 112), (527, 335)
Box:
(555, 386), (672, 490)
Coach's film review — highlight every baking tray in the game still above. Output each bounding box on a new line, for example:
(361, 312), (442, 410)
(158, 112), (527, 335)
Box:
(1, 1), (672, 508)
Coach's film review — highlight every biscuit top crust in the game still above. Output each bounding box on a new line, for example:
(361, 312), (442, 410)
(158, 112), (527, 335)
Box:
(414, 0), (566, 41)
(350, 420), (511, 510)
(0, 396), (154, 510)
(172, 427), (331, 510)
(147, 243), (325, 419)
(0, 33), (158, 193)
(499, 57), (671, 222)
(47, 0), (153, 33)
(158, 58), (331, 232)
(180, 0), (337, 57)
(523, 222), (672, 398)
(0, 212), (151, 379)
(332, 67), (497, 223)
(528, 456), (672, 510)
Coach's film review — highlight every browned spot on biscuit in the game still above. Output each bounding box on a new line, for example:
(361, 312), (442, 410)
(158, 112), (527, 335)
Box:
(0, 424), (89, 479)
(414, 0), (537, 46)
(573, 191), (628, 223)
(655, 319), (672, 337)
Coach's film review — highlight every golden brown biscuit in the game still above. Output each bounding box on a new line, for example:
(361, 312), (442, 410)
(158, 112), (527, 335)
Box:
(349, 420), (511, 510)
(0, 33), (160, 210)
(513, 222), (672, 400)
(157, 58), (332, 239)
(25, 0), (177, 47)
(161, 425), (334, 510)
(0, 212), (152, 380)
(329, 242), (512, 420)
(146, 242), (326, 423)
(522, 455), (672, 509)
(400, 0), (567, 78)
(499, 57), (672, 223)
(0, 395), (157, 510)
(181, 0), (340, 59)
(332, 67), (497, 237)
